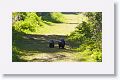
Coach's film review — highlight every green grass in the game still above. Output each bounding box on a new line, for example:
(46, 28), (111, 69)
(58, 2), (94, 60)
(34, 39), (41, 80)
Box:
(32, 14), (80, 35)
(15, 34), (79, 62)
(33, 23), (77, 35)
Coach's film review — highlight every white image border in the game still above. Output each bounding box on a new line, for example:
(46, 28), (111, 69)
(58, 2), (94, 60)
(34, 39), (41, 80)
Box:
(0, 0), (114, 74)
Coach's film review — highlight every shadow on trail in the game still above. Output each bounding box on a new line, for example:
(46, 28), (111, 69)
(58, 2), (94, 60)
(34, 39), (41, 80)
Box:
(15, 34), (77, 55)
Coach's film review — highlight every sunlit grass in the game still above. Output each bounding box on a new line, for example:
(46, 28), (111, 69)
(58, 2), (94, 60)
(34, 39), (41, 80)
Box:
(33, 23), (77, 35)
(31, 14), (80, 35)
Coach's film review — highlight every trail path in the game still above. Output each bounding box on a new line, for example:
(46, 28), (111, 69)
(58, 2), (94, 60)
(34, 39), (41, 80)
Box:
(18, 14), (80, 62)
(34, 14), (80, 35)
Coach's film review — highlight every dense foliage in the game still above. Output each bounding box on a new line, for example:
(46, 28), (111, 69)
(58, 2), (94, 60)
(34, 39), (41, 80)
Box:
(12, 12), (45, 33)
(68, 12), (102, 62)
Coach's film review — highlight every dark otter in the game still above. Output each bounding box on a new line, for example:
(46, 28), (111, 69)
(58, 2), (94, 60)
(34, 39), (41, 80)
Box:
(58, 39), (65, 49)
(49, 40), (54, 48)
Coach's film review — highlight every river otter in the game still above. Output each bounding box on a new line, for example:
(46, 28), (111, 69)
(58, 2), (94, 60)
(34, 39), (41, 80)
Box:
(49, 40), (54, 48)
(58, 39), (65, 49)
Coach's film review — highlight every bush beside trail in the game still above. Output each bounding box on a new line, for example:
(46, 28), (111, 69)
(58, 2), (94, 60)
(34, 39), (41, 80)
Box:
(37, 12), (65, 23)
(68, 12), (102, 62)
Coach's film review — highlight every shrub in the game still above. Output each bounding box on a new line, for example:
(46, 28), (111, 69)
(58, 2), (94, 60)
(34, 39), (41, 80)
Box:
(39, 12), (65, 23)
(68, 12), (102, 62)
(13, 12), (45, 34)
(50, 12), (65, 23)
